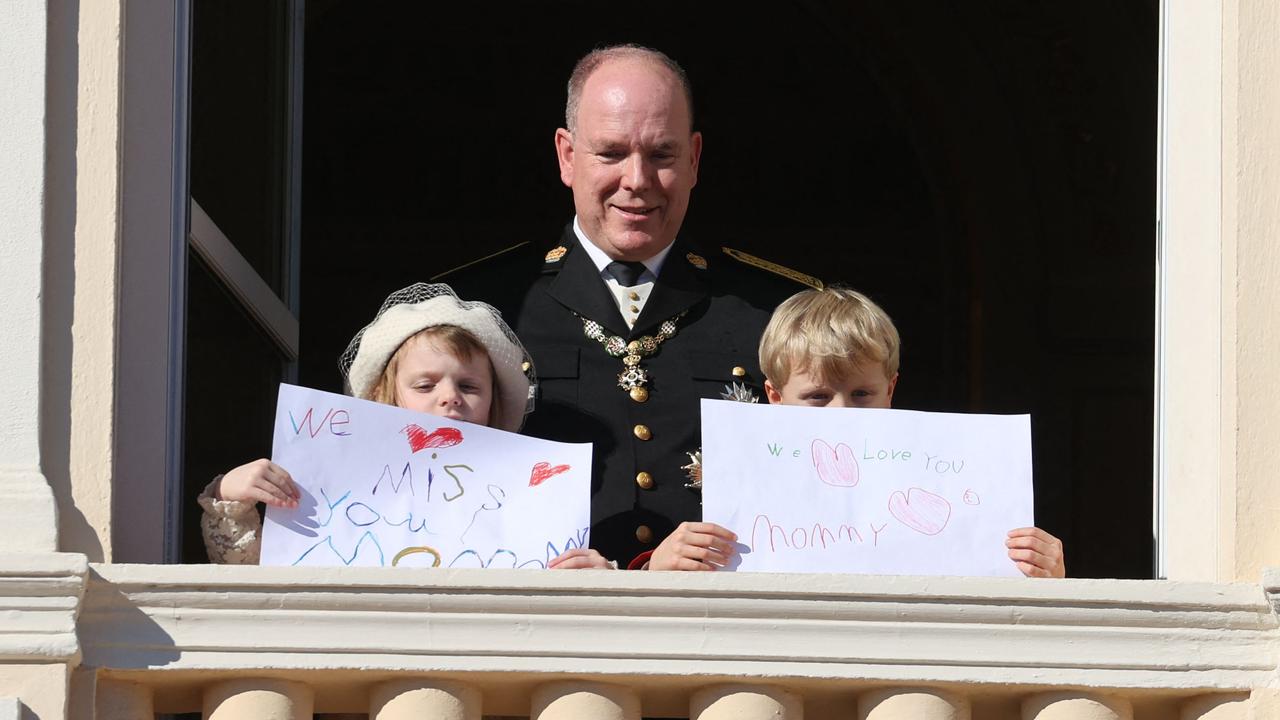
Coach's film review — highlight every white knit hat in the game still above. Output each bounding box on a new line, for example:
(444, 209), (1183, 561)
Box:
(339, 284), (534, 432)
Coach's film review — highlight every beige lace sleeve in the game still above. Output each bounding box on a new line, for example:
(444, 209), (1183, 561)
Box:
(198, 476), (263, 565)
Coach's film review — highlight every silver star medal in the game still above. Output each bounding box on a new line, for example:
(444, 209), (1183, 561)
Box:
(720, 381), (759, 403)
(683, 384), (759, 491)
(682, 449), (703, 489)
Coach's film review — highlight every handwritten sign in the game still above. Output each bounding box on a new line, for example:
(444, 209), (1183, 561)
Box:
(260, 384), (593, 569)
(700, 400), (1033, 576)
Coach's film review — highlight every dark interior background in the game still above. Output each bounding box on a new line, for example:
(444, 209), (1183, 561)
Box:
(185, 1), (1157, 577)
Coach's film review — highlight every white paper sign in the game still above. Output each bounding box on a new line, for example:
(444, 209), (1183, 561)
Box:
(260, 383), (593, 569)
(701, 400), (1033, 576)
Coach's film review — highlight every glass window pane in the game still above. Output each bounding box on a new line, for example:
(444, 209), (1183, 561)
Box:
(189, 0), (290, 296)
(181, 251), (287, 563)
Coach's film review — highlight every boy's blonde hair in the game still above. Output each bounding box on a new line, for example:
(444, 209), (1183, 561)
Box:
(759, 286), (900, 387)
(367, 324), (502, 427)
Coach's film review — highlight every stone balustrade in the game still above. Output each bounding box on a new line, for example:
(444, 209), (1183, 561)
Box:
(4, 558), (1279, 718)
(84, 677), (1270, 719)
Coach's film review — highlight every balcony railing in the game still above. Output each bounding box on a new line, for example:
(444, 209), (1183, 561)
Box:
(5, 555), (1280, 718)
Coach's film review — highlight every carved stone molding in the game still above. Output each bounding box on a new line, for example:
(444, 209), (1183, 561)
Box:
(1262, 567), (1280, 617)
(0, 554), (87, 663)
(79, 564), (1278, 692)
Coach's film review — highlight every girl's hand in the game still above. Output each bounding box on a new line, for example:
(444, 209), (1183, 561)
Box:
(649, 522), (738, 571)
(217, 459), (300, 509)
(547, 548), (615, 570)
(1006, 526), (1066, 578)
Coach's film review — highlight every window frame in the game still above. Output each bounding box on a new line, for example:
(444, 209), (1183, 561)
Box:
(114, 0), (305, 562)
(1154, 0), (1231, 581)
(114, 0), (1222, 576)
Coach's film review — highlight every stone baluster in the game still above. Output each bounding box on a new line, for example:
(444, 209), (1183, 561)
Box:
(1180, 694), (1249, 720)
(1022, 692), (1132, 720)
(203, 679), (313, 720)
(532, 681), (640, 720)
(370, 679), (481, 720)
(858, 688), (970, 720)
(691, 684), (802, 719)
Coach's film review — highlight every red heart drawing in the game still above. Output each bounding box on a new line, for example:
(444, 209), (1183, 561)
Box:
(401, 424), (463, 453)
(888, 488), (952, 535)
(811, 439), (860, 487)
(529, 461), (572, 487)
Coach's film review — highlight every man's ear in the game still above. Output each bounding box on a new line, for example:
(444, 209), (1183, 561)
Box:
(554, 128), (575, 187)
(689, 131), (703, 187)
(764, 379), (783, 405)
(886, 372), (900, 407)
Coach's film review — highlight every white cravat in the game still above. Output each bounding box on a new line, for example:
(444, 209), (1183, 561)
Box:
(573, 216), (673, 329)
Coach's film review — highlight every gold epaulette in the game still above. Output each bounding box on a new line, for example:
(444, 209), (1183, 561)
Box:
(720, 247), (824, 290)
(430, 241), (532, 281)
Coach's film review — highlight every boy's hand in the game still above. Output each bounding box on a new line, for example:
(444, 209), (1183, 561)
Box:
(548, 548), (615, 570)
(218, 459), (300, 509)
(1006, 527), (1066, 578)
(649, 522), (738, 571)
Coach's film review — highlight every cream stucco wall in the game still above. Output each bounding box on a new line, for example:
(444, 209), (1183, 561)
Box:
(1159, 0), (1229, 583)
(1223, 0), (1280, 583)
(64, 0), (122, 562)
(2, 0), (123, 564)
(0, 665), (68, 720)
(0, 0), (59, 558)
(1144, 0), (1280, 583)
(40, 0), (123, 564)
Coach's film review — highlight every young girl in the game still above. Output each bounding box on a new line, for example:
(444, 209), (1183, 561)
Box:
(198, 283), (612, 570)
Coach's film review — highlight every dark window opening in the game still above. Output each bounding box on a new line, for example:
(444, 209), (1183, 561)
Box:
(185, 0), (1158, 578)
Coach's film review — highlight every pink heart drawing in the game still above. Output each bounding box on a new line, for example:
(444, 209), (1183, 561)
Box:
(529, 461), (572, 487)
(811, 439), (860, 487)
(888, 488), (952, 535)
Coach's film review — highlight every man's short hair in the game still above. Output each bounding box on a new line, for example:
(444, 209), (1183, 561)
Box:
(564, 44), (695, 133)
(759, 286), (901, 387)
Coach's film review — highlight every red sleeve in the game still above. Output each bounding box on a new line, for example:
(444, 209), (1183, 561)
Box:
(627, 550), (654, 570)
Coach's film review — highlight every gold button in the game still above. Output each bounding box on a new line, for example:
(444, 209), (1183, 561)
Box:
(521, 361), (532, 372)
(630, 305), (640, 313)
(636, 524), (654, 544)
(633, 424), (652, 441)
(629, 291), (640, 301)
(732, 366), (746, 377)
(636, 471), (654, 490)
(629, 386), (649, 403)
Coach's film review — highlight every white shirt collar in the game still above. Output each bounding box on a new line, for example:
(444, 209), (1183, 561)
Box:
(572, 216), (673, 281)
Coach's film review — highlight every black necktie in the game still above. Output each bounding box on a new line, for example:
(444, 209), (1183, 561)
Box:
(606, 261), (647, 287)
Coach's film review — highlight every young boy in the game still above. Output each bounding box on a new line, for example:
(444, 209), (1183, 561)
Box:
(650, 286), (1066, 577)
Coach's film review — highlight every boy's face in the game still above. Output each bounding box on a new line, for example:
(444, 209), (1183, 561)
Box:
(765, 362), (898, 409)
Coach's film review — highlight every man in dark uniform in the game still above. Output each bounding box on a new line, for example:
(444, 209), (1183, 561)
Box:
(443, 45), (817, 569)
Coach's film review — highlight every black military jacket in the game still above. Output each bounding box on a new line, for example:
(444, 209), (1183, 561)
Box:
(446, 224), (813, 564)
